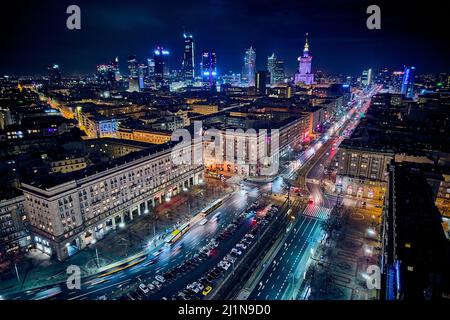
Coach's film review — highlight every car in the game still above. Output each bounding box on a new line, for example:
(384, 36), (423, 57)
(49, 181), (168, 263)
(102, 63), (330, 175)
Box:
(219, 262), (231, 270)
(139, 283), (150, 294)
(224, 254), (237, 263)
(231, 248), (242, 255)
(196, 283), (205, 291)
(210, 269), (220, 276)
(189, 285), (200, 293)
(147, 283), (156, 290)
(221, 260), (231, 268)
(202, 286), (213, 296)
(152, 280), (162, 288)
(199, 277), (210, 285)
(209, 271), (219, 278)
(236, 243), (247, 249)
(155, 275), (165, 283)
(245, 233), (254, 239)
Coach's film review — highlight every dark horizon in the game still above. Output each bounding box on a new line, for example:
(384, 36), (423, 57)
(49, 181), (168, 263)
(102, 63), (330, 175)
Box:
(1, 0), (449, 77)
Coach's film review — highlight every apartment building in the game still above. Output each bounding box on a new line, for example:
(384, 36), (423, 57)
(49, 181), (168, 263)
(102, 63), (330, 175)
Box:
(21, 141), (203, 261)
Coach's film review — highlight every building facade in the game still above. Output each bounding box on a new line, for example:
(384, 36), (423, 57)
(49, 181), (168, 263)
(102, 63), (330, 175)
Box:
(335, 144), (394, 200)
(21, 142), (204, 261)
(0, 195), (31, 261)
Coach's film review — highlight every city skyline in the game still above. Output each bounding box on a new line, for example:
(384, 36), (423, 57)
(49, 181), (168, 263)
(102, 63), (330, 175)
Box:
(1, 0), (449, 76)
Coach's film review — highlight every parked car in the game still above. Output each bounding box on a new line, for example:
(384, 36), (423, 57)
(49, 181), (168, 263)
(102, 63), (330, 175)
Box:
(139, 283), (150, 294)
(202, 286), (213, 296)
(231, 248), (242, 255)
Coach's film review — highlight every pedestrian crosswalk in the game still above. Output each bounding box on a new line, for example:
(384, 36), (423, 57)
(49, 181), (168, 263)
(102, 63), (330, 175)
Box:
(301, 205), (331, 220)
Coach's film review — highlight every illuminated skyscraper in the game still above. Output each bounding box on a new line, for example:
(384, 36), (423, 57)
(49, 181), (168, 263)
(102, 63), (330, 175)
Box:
(390, 71), (404, 93)
(127, 55), (139, 78)
(401, 65), (416, 98)
(154, 46), (170, 89)
(267, 53), (284, 84)
(201, 51), (217, 87)
(294, 33), (314, 85)
(96, 58), (119, 86)
(127, 55), (140, 92)
(242, 46), (256, 87)
(48, 64), (61, 84)
(112, 57), (121, 81)
(255, 71), (267, 95)
(138, 64), (147, 89)
(182, 33), (195, 82)
(361, 68), (373, 87)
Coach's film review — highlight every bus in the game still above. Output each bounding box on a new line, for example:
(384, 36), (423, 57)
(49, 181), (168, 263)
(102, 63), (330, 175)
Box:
(200, 198), (223, 217)
(32, 286), (62, 300)
(165, 222), (190, 245)
(97, 254), (148, 278)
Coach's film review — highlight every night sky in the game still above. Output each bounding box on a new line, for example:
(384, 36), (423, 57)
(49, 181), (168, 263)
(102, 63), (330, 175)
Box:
(1, 0), (449, 76)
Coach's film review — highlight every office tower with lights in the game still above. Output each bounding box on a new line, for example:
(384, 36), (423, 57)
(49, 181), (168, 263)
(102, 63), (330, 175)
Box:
(267, 53), (285, 85)
(127, 55), (140, 92)
(255, 71), (267, 95)
(182, 33), (195, 83)
(154, 47), (170, 89)
(390, 71), (404, 93)
(48, 64), (62, 84)
(294, 33), (314, 85)
(138, 64), (147, 89)
(127, 55), (139, 78)
(112, 57), (121, 81)
(361, 68), (373, 87)
(242, 46), (256, 87)
(201, 51), (217, 88)
(96, 64), (115, 85)
(401, 65), (416, 98)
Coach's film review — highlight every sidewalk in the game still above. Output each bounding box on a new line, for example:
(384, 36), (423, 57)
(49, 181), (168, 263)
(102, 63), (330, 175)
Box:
(303, 200), (382, 300)
(0, 180), (232, 295)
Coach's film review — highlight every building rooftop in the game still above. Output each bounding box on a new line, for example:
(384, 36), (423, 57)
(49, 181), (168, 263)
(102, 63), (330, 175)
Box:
(21, 138), (177, 191)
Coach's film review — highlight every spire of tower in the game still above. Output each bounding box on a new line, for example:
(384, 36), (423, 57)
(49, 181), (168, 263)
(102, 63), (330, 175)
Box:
(303, 32), (309, 54)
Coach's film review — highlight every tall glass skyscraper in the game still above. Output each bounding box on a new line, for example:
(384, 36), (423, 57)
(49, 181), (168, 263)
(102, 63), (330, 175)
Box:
(127, 55), (140, 92)
(127, 55), (139, 78)
(201, 51), (217, 87)
(48, 64), (61, 84)
(401, 65), (416, 98)
(154, 47), (170, 89)
(267, 53), (284, 85)
(242, 46), (256, 87)
(182, 33), (195, 82)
